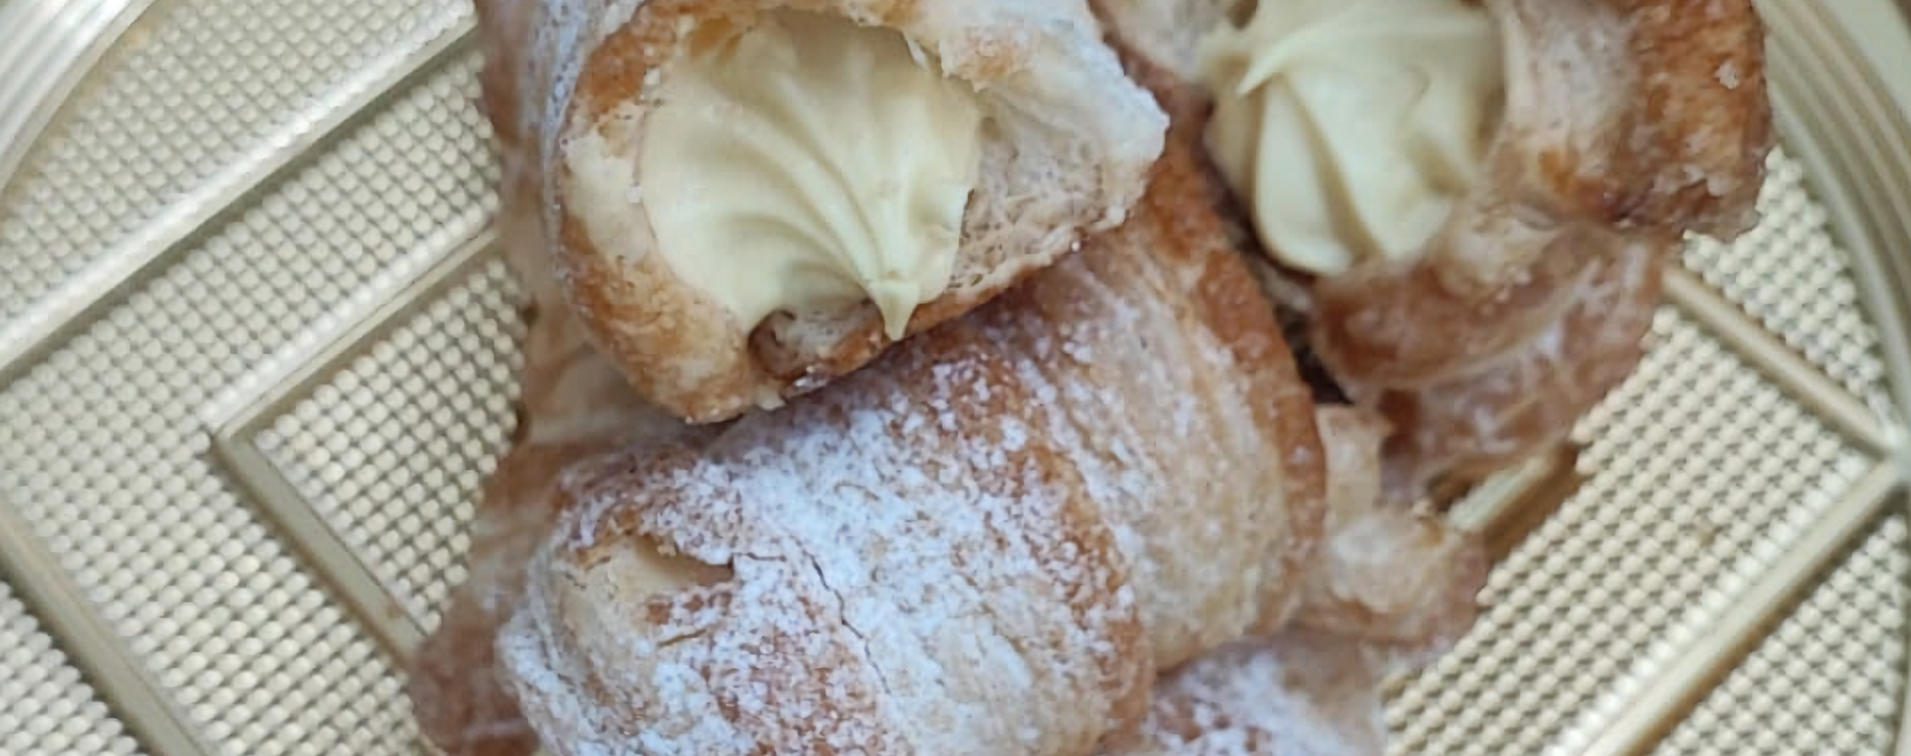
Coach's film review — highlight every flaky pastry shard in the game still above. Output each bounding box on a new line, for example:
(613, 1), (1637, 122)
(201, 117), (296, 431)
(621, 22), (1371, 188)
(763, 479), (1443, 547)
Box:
(1293, 407), (1485, 650)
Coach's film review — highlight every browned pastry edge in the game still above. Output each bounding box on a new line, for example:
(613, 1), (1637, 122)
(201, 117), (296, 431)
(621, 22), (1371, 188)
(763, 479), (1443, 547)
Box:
(534, 0), (1166, 423)
(1559, 0), (1773, 237)
(1304, 0), (1771, 486)
(1135, 118), (1329, 632)
(492, 139), (1325, 755)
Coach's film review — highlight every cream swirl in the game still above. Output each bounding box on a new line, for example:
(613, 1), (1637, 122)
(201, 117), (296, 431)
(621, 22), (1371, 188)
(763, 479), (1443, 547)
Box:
(1201, 0), (1503, 276)
(637, 10), (984, 339)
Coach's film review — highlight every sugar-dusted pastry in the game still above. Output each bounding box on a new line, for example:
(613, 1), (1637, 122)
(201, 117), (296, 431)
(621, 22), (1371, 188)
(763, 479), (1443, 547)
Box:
(478, 0), (1170, 422)
(409, 342), (1483, 756)
(1119, 632), (1395, 756)
(1116, 408), (1486, 756)
(493, 143), (1326, 755)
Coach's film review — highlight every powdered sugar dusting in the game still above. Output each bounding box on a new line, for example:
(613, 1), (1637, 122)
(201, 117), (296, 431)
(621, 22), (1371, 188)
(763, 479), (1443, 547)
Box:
(498, 307), (1148, 754)
(1122, 633), (1393, 756)
(497, 174), (1322, 753)
(988, 241), (1297, 669)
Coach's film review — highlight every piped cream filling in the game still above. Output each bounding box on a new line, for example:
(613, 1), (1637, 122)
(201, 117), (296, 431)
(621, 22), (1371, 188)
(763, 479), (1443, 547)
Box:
(632, 11), (986, 341)
(1200, 0), (1504, 276)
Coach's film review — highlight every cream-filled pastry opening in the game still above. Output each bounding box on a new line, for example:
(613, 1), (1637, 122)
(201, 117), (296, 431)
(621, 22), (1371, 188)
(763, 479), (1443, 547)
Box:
(1200, 0), (1505, 277)
(633, 10), (985, 341)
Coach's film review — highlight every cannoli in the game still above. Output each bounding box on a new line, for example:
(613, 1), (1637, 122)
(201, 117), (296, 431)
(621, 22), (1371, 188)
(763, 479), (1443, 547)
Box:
(1097, 0), (1772, 485)
(479, 0), (1171, 422)
(493, 143), (1326, 755)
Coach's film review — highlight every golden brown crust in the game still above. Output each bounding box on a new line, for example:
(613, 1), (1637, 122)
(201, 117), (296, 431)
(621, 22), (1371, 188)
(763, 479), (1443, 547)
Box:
(1100, 51), (1325, 564)
(494, 143), (1325, 754)
(1378, 235), (1672, 487)
(1136, 127), (1328, 635)
(1568, 0), (1772, 236)
(514, 0), (1167, 423)
(1304, 0), (1771, 485)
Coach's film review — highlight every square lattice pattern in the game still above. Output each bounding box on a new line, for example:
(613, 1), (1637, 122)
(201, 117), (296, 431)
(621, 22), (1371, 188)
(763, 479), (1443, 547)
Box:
(0, 581), (142, 756)
(253, 257), (524, 629)
(0, 0), (469, 327)
(0, 49), (494, 755)
(1683, 150), (1894, 410)
(1385, 309), (1878, 755)
(1659, 513), (1910, 755)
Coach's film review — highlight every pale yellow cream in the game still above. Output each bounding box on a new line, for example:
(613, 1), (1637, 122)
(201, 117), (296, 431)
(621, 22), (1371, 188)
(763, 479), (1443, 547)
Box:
(1200, 0), (1503, 276)
(637, 11), (984, 340)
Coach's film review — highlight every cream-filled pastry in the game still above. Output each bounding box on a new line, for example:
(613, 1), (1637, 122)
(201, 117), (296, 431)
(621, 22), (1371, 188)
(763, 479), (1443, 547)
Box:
(495, 142), (1327, 755)
(508, 0), (1167, 423)
(628, 11), (984, 341)
(1097, 0), (1771, 488)
(1200, 0), (1504, 276)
